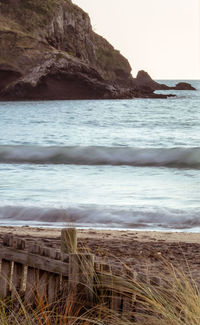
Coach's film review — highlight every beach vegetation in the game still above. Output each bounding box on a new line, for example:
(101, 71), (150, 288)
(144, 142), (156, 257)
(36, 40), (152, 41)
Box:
(0, 0), (79, 32)
(0, 255), (200, 324)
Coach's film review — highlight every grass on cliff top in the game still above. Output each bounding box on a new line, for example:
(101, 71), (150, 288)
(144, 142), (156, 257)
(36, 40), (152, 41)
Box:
(0, 0), (73, 32)
(93, 33), (131, 81)
(0, 0), (57, 31)
(0, 0), (86, 38)
(95, 46), (131, 81)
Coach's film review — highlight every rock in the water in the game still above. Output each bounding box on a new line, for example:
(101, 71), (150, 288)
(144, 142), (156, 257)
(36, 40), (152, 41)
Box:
(133, 70), (196, 92)
(174, 82), (196, 90)
(134, 70), (169, 90)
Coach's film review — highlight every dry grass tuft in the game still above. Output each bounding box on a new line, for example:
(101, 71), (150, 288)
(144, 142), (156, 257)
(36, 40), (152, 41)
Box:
(0, 256), (200, 324)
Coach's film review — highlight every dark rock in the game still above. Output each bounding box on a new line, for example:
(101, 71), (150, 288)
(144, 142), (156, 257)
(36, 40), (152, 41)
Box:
(133, 70), (169, 90)
(130, 85), (175, 99)
(0, 65), (22, 92)
(173, 82), (196, 90)
(133, 70), (196, 92)
(0, 54), (120, 100)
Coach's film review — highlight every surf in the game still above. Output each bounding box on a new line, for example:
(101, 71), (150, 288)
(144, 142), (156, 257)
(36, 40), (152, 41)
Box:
(0, 145), (199, 169)
(0, 205), (199, 230)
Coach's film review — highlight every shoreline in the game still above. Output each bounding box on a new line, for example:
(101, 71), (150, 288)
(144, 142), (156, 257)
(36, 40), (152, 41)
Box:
(1, 226), (200, 284)
(1, 226), (200, 243)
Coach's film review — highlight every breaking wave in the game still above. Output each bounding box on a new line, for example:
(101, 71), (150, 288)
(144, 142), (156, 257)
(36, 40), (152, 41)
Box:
(0, 205), (199, 230)
(0, 145), (200, 168)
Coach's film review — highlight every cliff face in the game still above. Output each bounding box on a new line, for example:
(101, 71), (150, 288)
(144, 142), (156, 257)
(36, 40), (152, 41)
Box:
(0, 0), (135, 100)
(0, 0), (190, 100)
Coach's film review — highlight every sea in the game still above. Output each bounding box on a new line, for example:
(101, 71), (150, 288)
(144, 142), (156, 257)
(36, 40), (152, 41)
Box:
(0, 80), (199, 232)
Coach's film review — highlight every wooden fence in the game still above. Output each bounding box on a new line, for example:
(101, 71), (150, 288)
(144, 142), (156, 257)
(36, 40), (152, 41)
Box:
(0, 228), (156, 318)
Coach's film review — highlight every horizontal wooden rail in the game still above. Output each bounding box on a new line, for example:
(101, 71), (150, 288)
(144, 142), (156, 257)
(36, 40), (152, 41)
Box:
(0, 246), (69, 276)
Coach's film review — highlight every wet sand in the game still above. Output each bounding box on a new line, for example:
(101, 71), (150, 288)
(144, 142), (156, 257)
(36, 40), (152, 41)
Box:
(1, 226), (200, 283)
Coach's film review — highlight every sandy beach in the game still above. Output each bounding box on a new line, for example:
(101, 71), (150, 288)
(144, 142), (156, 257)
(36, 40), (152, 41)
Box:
(1, 226), (200, 284)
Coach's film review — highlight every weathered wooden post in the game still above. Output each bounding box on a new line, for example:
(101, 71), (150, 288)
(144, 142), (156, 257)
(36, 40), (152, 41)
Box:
(61, 228), (94, 302)
(0, 235), (14, 298)
(133, 272), (149, 323)
(25, 244), (41, 304)
(97, 263), (112, 308)
(47, 251), (62, 304)
(12, 238), (27, 297)
(61, 228), (77, 296)
(38, 247), (51, 299)
(61, 228), (77, 255)
(111, 283), (123, 313)
(69, 253), (94, 302)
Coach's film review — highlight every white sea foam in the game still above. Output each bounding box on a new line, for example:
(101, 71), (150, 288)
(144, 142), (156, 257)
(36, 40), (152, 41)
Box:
(0, 205), (199, 230)
(0, 145), (199, 168)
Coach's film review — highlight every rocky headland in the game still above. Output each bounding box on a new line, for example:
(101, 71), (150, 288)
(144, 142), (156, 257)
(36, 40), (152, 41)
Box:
(134, 70), (196, 91)
(0, 0), (196, 101)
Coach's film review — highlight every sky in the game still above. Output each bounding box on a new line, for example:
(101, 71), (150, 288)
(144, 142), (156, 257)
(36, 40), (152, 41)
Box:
(72, 0), (200, 79)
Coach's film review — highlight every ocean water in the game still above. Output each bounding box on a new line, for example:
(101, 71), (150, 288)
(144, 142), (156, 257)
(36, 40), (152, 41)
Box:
(0, 80), (199, 231)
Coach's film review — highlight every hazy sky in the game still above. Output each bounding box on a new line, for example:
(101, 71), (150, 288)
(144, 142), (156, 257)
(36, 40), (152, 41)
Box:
(73, 0), (200, 79)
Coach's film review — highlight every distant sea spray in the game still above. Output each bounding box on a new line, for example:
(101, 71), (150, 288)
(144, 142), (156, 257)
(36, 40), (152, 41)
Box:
(0, 145), (200, 169)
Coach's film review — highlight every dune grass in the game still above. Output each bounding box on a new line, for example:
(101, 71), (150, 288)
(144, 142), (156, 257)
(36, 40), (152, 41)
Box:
(0, 256), (200, 324)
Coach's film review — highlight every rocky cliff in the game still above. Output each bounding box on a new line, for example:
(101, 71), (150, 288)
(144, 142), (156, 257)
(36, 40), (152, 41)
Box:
(0, 0), (195, 100)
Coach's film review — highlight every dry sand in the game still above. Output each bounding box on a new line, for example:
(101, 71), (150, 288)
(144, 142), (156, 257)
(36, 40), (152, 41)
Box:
(1, 226), (200, 282)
